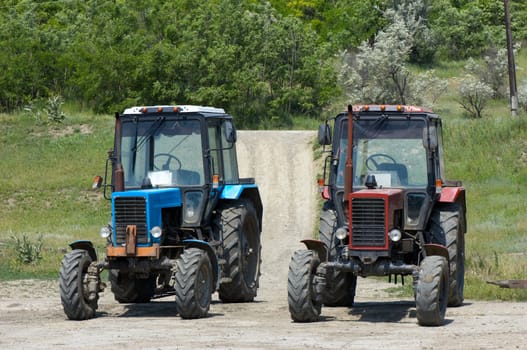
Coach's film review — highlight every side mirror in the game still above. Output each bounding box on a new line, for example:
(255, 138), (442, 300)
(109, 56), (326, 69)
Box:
(318, 123), (332, 145)
(423, 125), (438, 150)
(224, 121), (237, 143)
(92, 175), (103, 190)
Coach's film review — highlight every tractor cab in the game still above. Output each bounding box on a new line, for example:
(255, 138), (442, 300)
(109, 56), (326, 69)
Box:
(319, 105), (447, 232)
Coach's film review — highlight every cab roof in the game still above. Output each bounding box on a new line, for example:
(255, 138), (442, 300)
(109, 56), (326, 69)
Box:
(122, 105), (226, 115)
(349, 105), (433, 113)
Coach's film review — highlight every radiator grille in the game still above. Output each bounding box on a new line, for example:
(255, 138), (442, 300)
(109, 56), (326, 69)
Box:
(351, 198), (386, 247)
(114, 197), (148, 244)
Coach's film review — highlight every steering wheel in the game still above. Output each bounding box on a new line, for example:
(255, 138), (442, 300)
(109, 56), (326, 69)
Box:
(153, 153), (182, 171)
(365, 153), (397, 171)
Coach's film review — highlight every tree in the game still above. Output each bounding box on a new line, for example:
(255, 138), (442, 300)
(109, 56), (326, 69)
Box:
(458, 75), (494, 118)
(339, 4), (446, 106)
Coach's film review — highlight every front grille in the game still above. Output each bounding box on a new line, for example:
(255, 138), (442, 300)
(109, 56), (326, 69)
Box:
(114, 196), (148, 244)
(351, 198), (386, 247)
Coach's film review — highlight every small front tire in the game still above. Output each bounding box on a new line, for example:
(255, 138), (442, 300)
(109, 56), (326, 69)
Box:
(59, 249), (99, 320)
(287, 249), (322, 322)
(415, 255), (449, 326)
(174, 248), (213, 319)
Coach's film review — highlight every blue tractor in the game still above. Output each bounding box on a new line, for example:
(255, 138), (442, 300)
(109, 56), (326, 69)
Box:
(59, 105), (263, 320)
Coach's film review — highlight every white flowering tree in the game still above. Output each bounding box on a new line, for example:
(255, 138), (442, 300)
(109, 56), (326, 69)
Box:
(339, 0), (447, 107)
(458, 75), (494, 118)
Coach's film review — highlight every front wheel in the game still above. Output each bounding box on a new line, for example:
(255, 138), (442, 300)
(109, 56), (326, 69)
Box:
(174, 248), (213, 319)
(287, 249), (321, 322)
(415, 255), (448, 326)
(59, 249), (99, 320)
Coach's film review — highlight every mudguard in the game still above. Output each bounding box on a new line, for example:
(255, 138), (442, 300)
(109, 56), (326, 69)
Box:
(424, 243), (449, 261)
(439, 187), (465, 203)
(69, 240), (97, 261)
(300, 239), (328, 262)
(219, 184), (263, 231)
(182, 239), (220, 290)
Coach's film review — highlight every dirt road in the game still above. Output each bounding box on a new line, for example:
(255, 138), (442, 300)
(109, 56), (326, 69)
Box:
(1, 131), (526, 349)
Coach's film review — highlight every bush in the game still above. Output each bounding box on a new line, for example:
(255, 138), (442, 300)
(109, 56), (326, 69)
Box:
(23, 95), (66, 125)
(458, 75), (494, 118)
(11, 234), (43, 264)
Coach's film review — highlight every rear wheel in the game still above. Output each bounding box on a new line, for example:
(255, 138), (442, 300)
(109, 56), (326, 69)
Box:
(415, 255), (448, 326)
(288, 249), (321, 322)
(109, 270), (156, 303)
(59, 249), (99, 320)
(216, 199), (261, 302)
(318, 203), (357, 306)
(429, 203), (465, 307)
(174, 248), (213, 319)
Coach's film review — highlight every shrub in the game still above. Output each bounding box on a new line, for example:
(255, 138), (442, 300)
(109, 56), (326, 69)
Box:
(11, 234), (43, 264)
(458, 75), (494, 118)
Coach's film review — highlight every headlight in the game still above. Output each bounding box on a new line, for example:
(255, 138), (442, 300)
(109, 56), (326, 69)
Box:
(389, 229), (402, 242)
(100, 226), (111, 238)
(335, 227), (348, 240)
(183, 191), (203, 224)
(150, 226), (162, 238)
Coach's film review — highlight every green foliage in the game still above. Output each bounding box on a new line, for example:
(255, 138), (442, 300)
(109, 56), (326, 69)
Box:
(24, 95), (66, 125)
(11, 234), (43, 264)
(2, 0), (525, 126)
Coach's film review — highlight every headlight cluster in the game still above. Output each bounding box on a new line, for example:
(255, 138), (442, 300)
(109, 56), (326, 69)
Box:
(183, 191), (203, 224)
(335, 227), (348, 240)
(389, 229), (402, 242)
(100, 223), (112, 238)
(150, 226), (162, 238)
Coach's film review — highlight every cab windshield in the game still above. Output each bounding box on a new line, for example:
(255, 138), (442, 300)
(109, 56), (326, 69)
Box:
(336, 118), (428, 188)
(120, 118), (204, 189)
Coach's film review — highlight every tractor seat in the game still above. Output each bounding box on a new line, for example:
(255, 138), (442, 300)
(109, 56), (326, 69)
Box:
(376, 163), (408, 186)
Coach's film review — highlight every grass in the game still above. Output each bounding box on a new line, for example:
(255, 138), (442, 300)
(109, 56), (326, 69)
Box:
(0, 107), (113, 280)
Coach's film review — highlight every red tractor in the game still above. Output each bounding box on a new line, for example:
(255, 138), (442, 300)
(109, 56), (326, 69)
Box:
(288, 105), (466, 326)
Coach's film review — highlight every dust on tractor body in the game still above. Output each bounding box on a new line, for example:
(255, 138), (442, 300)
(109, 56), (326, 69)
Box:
(288, 105), (466, 326)
(60, 105), (262, 320)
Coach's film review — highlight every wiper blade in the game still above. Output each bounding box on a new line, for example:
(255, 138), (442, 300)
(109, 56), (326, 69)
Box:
(132, 117), (166, 152)
(131, 117), (166, 172)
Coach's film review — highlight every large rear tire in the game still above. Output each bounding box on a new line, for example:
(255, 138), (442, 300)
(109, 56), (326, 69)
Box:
(287, 249), (321, 322)
(415, 255), (448, 326)
(109, 270), (156, 303)
(216, 199), (261, 302)
(429, 203), (465, 307)
(59, 249), (98, 320)
(174, 248), (213, 319)
(318, 202), (357, 306)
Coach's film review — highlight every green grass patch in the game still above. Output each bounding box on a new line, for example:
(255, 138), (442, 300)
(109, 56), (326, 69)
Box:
(0, 111), (113, 280)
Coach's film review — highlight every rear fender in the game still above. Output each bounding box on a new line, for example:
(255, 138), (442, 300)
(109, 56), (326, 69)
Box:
(300, 239), (328, 262)
(182, 239), (219, 290)
(220, 184), (263, 232)
(69, 240), (97, 261)
(439, 187), (465, 204)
